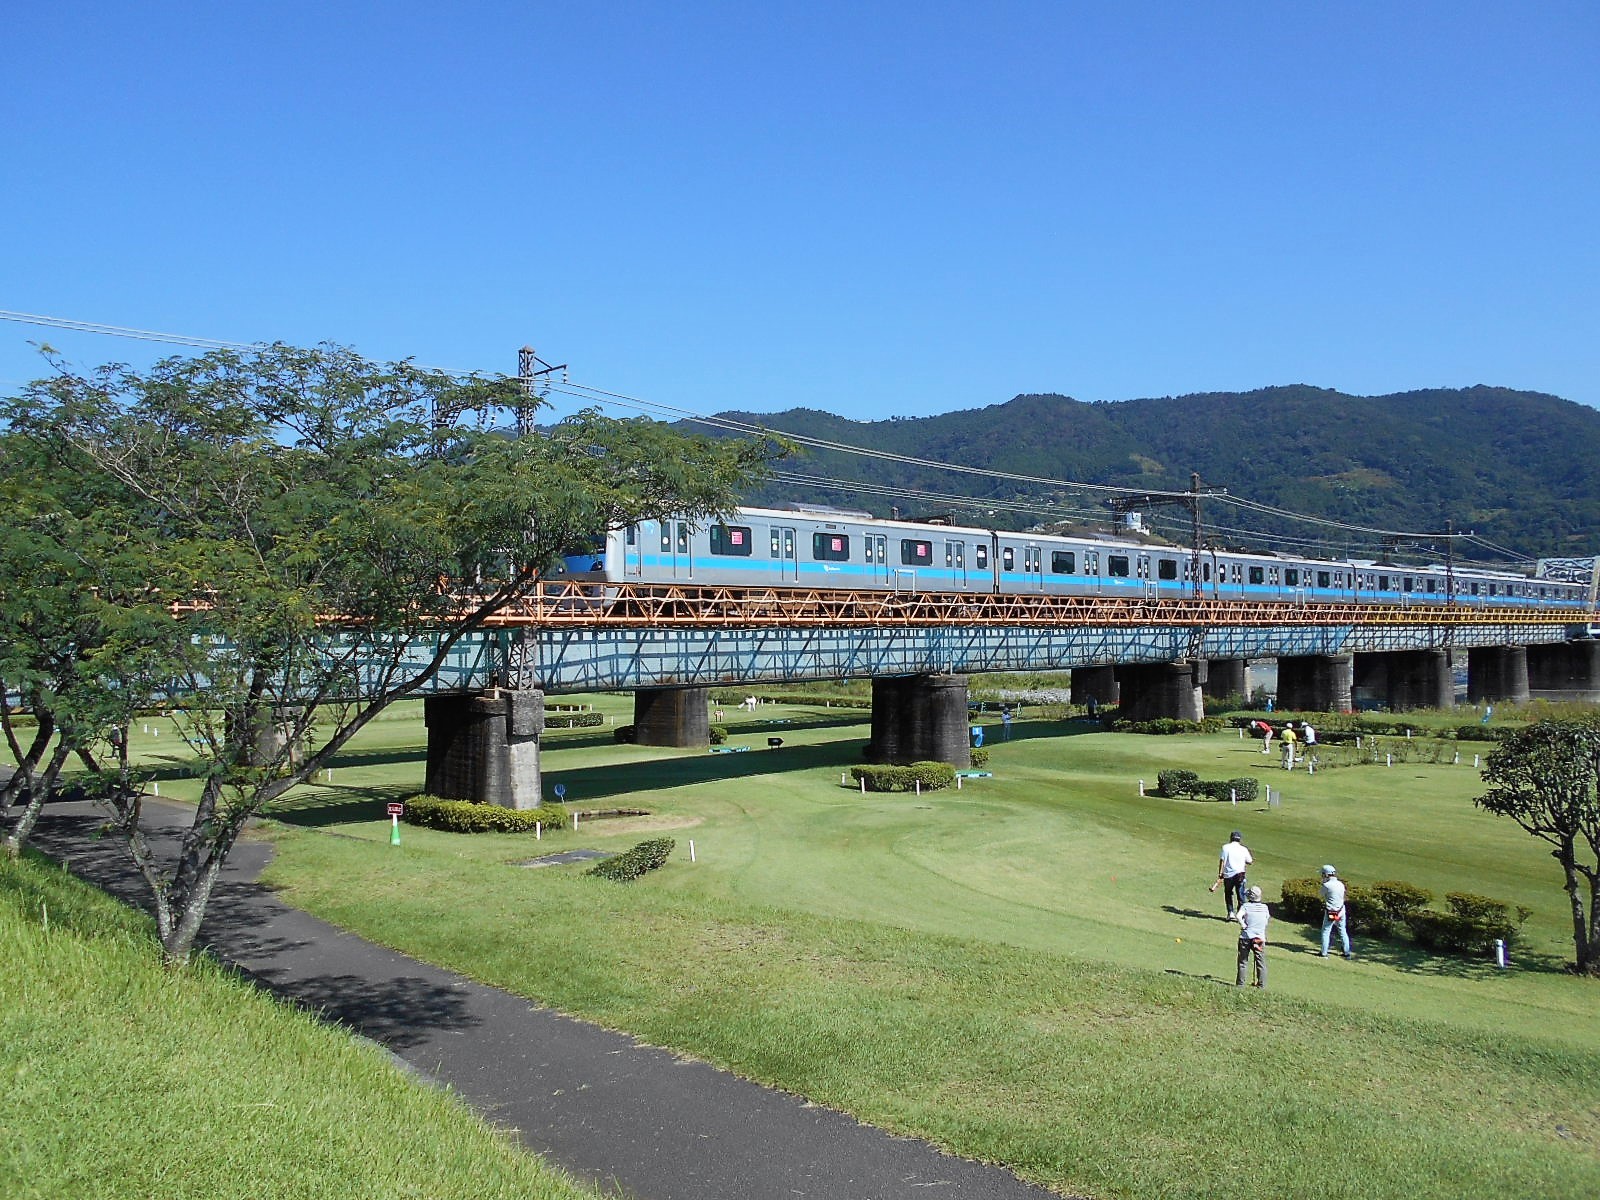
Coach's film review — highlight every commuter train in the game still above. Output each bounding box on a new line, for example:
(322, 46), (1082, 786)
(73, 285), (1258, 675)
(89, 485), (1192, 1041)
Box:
(560, 505), (1599, 612)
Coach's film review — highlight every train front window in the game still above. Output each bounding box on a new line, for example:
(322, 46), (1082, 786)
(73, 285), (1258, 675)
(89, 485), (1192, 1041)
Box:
(901, 539), (933, 566)
(812, 532), (850, 562)
(710, 524), (753, 556)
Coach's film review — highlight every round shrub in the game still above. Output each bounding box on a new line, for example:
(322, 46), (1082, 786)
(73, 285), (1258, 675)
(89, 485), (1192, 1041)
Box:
(709, 724), (728, 745)
(403, 796), (569, 833)
(970, 746), (990, 768)
(613, 724), (638, 744)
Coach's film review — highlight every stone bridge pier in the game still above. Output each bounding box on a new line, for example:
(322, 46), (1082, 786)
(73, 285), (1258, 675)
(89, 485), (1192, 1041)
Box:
(1353, 650), (1453, 712)
(1467, 645), (1530, 705)
(424, 689), (544, 809)
(1114, 661), (1203, 722)
(1527, 641), (1600, 702)
(866, 674), (971, 767)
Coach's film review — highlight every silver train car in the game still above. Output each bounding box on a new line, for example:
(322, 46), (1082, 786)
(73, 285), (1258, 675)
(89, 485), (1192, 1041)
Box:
(562, 505), (1595, 611)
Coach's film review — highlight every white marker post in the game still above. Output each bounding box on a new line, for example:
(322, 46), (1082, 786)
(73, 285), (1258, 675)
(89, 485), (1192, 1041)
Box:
(1138, 779), (1145, 796)
(689, 839), (697, 863)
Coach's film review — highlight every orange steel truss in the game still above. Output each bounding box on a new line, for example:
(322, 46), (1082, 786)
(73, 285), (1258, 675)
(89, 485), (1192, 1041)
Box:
(470, 583), (1590, 631)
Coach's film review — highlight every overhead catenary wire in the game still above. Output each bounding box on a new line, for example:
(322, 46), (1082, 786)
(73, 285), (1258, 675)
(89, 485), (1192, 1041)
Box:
(0, 308), (1539, 564)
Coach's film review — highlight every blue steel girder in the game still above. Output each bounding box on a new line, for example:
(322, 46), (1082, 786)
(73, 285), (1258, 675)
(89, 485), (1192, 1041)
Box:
(480, 619), (1574, 691)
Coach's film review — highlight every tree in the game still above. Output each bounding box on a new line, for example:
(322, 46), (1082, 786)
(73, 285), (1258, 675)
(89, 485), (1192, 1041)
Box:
(3, 343), (778, 964)
(1476, 720), (1600, 976)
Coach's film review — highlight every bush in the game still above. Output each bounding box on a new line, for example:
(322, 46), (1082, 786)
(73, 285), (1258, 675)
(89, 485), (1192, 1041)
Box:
(708, 724), (728, 745)
(1110, 717), (1225, 735)
(545, 712), (604, 729)
(1275, 877), (1325, 924)
(613, 724), (638, 744)
(403, 796), (568, 833)
(1157, 772), (1256, 802)
(586, 838), (675, 881)
(970, 747), (990, 768)
(848, 762), (958, 793)
(1371, 880), (1432, 918)
(1156, 769), (1201, 798)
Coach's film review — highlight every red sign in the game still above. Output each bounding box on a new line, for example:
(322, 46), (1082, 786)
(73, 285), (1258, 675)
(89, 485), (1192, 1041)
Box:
(386, 803), (405, 816)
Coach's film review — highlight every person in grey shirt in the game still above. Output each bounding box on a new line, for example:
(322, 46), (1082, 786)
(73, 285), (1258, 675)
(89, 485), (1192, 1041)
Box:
(1236, 886), (1271, 988)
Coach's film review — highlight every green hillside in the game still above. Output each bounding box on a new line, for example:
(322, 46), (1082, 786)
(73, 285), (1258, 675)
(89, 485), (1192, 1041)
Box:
(715, 386), (1600, 561)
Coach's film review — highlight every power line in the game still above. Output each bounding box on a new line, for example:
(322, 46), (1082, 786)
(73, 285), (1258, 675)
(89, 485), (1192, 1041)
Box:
(0, 308), (1534, 557)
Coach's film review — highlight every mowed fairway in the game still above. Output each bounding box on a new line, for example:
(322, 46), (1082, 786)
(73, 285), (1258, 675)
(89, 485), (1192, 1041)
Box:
(167, 700), (1600, 1197)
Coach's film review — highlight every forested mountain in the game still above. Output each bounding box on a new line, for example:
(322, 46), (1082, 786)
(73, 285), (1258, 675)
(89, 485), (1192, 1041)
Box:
(707, 386), (1600, 563)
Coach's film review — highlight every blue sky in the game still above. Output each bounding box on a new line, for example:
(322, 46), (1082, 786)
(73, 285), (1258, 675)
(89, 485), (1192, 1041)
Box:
(3, 2), (1596, 422)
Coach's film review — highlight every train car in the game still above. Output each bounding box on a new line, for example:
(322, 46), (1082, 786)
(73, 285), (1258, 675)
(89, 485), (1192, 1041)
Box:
(559, 504), (1593, 612)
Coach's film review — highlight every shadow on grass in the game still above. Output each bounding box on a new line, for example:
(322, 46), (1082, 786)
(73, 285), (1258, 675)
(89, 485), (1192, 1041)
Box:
(267, 784), (415, 828)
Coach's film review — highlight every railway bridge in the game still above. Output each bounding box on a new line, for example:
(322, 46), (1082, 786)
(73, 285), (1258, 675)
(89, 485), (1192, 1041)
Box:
(408, 584), (1599, 809)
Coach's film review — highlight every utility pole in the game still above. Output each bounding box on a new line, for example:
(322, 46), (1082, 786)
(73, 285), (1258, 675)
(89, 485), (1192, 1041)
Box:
(1190, 472), (1203, 600)
(516, 345), (568, 437)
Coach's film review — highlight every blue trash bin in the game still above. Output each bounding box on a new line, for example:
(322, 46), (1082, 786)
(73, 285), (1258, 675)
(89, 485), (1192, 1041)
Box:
(971, 725), (984, 748)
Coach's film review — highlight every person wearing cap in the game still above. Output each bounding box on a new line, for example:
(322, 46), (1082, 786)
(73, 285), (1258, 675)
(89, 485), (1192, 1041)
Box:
(1235, 885), (1271, 988)
(1215, 830), (1253, 919)
(1280, 721), (1298, 769)
(1319, 864), (1352, 959)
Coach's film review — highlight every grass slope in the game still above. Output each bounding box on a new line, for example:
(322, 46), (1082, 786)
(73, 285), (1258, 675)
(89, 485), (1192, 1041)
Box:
(242, 698), (1600, 1200)
(0, 853), (603, 1200)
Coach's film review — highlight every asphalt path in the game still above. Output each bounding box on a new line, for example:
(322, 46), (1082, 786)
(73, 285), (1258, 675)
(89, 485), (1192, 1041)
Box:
(28, 800), (1072, 1200)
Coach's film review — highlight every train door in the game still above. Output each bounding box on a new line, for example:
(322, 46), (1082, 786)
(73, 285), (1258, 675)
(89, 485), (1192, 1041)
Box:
(868, 534), (889, 587)
(1084, 549), (1102, 595)
(1137, 552), (1154, 599)
(945, 539), (967, 590)
(670, 520), (693, 580)
(769, 525), (798, 583)
(624, 524), (643, 578)
(1024, 543), (1044, 592)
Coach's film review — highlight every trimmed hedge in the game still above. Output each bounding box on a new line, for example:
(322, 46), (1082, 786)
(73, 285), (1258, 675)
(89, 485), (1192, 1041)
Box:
(848, 762), (958, 793)
(403, 796), (569, 833)
(1155, 770), (1258, 803)
(709, 724), (728, 745)
(970, 747), (990, 768)
(586, 837), (675, 881)
(1109, 717), (1225, 735)
(545, 712), (604, 730)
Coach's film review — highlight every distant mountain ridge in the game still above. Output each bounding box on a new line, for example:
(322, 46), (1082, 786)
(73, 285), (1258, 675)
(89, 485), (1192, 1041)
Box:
(707, 386), (1600, 561)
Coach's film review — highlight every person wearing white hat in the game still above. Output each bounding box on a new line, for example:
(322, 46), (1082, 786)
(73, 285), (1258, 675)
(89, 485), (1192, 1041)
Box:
(1235, 886), (1270, 988)
(1319, 865), (1352, 959)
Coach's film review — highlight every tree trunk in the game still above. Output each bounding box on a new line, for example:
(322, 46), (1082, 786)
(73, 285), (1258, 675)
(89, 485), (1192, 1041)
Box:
(2, 743), (71, 859)
(161, 849), (226, 967)
(1560, 851), (1594, 974)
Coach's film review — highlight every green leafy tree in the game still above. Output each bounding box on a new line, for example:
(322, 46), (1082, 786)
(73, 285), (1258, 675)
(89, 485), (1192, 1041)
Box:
(1476, 720), (1600, 976)
(4, 343), (778, 964)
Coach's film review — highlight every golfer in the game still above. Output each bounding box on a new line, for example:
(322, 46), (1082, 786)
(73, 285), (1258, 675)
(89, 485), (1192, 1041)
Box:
(1215, 830), (1253, 919)
(1319, 864), (1353, 959)
(1236, 886), (1270, 988)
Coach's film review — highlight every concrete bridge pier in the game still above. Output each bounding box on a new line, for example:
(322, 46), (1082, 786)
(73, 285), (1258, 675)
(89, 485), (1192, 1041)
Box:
(866, 674), (971, 767)
(228, 705), (307, 769)
(1201, 658), (1249, 702)
(424, 689), (544, 809)
(1467, 645), (1530, 705)
(632, 686), (712, 748)
(1070, 665), (1119, 708)
(1355, 650), (1453, 711)
(1527, 641), (1600, 702)
(1115, 661), (1203, 722)
(1276, 654), (1353, 712)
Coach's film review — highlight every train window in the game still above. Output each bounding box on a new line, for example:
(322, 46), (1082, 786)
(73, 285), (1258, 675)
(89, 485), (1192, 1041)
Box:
(1378, 575), (1390, 591)
(660, 526), (672, 551)
(1470, 582), (1480, 596)
(709, 524), (754, 557)
(1085, 551), (1099, 575)
(626, 526), (637, 546)
(677, 524), (690, 553)
(1203, 562), (1213, 582)
(900, 539), (933, 566)
(1248, 567), (1264, 585)
(1230, 563), (1241, 584)
(1052, 551), (1076, 574)
(1157, 559), (1178, 581)
(1426, 579), (1438, 593)
(1108, 555), (1130, 577)
(1268, 567), (1280, 586)
(1003, 547), (1016, 571)
(976, 544), (989, 569)
(1316, 571), (1330, 589)
(1403, 576), (1415, 593)
(811, 532), (850, 562)
(1284, 568), (1299, 587)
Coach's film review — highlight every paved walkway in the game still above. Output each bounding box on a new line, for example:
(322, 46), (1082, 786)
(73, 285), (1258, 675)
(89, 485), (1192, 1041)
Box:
(30, 801), (1070, 1200)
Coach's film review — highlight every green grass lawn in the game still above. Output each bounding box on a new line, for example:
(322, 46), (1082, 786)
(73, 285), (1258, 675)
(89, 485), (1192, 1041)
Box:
(0, 852), (605, 1200)
(225, 697), (1600, 1200)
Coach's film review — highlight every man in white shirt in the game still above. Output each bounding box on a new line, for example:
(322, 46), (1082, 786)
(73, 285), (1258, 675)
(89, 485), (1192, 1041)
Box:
(1215, 830), (1253, 919)
(1319, 864), (1352, 959)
